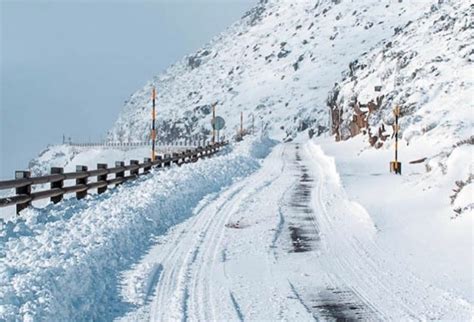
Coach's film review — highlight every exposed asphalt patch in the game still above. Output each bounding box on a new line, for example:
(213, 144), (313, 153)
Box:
(287, 145), (320, 253)
(310, 287), (373, 321)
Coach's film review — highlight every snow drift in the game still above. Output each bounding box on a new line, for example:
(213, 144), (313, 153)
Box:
(0, 137), (273, 321)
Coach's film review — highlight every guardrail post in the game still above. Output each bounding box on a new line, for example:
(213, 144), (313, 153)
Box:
(144, 158), (152, 173)
(76, 165), (88, 199)
(190, 149), (197, 162)
(115, 161), (125, 185)
(130, 160), (139, 176)
(172, 153), (180, 165)
(164, 154), (171, 167)
(156, 155), (163, 168)
(186, 149), (192, 163)
(50, 167), (64, 204)
(15, 171), (31, 214)
(97, 163), (108, 194)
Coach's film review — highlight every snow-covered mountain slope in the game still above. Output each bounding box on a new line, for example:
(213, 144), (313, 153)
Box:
(107, 0), (435, 143)
(329, 0), (473, 147)
(1, 1), (472, 320)
(327, 0), (473, 214)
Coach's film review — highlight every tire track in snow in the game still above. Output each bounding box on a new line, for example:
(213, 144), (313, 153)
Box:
(150, 185), (247, 321)
(288, 281), (317, 321)
(147, 145), (288, 321)
(229, 291), (245, 322)
(302, 142), (472, 320)
(189, 145), (290, 321)
(149, 194), (222, 321)
(275, 143), (373, 320)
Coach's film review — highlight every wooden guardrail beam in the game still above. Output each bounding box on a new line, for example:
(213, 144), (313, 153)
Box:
(0, 142), (228, 214)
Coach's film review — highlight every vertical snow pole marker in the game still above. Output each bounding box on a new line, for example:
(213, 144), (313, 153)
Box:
(151, 87), (157, 162)
(240, 111), (244, 139)
(390, 105), (402, 175)
(212, 102), (216, 144)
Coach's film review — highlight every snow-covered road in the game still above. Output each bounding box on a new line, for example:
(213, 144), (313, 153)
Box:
(119, 141), (472, 321)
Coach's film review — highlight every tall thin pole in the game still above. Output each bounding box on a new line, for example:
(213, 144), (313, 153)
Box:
(212, 103), (216, 144)
(240, 112), (243, 138)
(151, 87), (156, 161)
(394, 106), (399, 163)
(252, 114), (255, 135)
(390, 105), (402, 175)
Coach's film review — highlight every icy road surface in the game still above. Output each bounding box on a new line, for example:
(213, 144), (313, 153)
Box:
(118, 142), (472, 321)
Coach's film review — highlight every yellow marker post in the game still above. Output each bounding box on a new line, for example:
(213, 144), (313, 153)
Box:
(390, 105), (402, 175)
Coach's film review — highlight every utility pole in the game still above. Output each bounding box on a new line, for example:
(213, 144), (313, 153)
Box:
(390, 105), (402, 175)
(151, 87), (156, 161)
(212, 103), (216, 144)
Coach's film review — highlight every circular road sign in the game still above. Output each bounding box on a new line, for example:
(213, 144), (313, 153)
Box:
(211, 116), (225, 130)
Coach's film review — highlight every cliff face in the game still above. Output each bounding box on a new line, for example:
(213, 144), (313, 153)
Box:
(328, 0), (473, 150)
(107, 0), (434, 143)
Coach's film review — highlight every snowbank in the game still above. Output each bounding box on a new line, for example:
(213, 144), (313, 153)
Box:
(314, 136), (474, 304)
(0, 144), (196, 221)
(0, 137), (273, 321)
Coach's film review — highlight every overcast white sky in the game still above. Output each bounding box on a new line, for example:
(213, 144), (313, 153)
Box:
(0, 0), (255, 179)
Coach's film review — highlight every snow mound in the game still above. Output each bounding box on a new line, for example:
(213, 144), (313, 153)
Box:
(0, 137), (273, 321)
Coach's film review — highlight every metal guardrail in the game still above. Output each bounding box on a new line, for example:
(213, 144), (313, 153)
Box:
(67, 139), (210, 148)
(0, 142), (227, 214)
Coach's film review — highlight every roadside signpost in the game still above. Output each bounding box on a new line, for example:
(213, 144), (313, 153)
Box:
(211, 116), (225, 143)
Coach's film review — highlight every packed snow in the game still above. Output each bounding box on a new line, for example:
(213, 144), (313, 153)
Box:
(1, 0), (472, 320)
(115, 138), (471, 320)
(0, 137), (274, 320)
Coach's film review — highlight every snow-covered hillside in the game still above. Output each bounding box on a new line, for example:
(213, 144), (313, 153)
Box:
(1, 0), (473, 320)
(327, 0), (473, 214)
(329, 0), (473, 146)
(107, 0), (436, 143)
